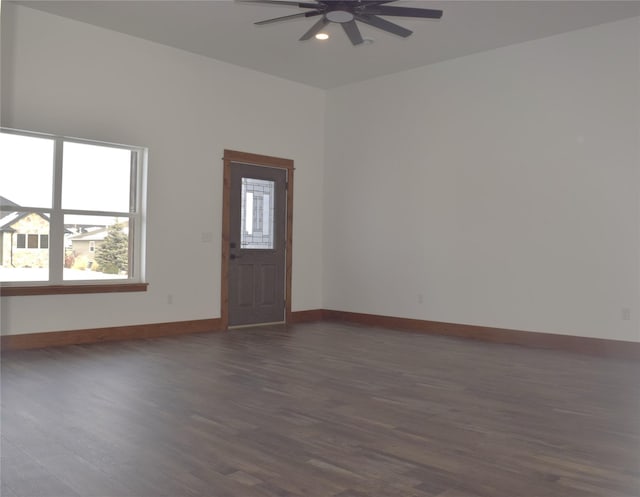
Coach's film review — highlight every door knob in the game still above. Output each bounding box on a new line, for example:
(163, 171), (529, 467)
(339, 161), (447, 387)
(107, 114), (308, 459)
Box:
(230, 253), (242, 260)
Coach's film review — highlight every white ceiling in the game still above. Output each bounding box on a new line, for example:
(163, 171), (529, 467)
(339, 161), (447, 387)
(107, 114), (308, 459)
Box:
(14, 0), (640, 88)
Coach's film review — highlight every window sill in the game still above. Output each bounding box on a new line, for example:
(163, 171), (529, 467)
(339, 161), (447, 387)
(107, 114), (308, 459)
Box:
(0, 282), (148, 297)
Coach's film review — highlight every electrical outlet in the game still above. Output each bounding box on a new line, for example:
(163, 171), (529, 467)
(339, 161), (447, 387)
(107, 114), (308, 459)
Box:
(621, 307), (631, 321)
(167, 294), (174, 305)
(417, 293), (424, 304)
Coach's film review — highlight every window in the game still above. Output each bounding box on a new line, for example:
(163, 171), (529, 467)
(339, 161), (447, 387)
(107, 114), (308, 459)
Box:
(0, 128), (147, 290)
(27, 234), (39, 249)
(14, 233), (48, 250)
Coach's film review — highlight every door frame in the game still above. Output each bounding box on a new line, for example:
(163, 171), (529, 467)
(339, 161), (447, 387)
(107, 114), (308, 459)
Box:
(221, 149), (294, 329)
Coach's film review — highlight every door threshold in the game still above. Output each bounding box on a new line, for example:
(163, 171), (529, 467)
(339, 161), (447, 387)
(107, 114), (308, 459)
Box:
(228, 321), (286, 330)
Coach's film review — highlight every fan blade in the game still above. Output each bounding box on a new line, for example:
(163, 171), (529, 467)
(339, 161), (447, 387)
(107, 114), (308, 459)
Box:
(342, 20), (364, 45)
(299, 17), (329, 40)
(256, 11), (321, 24)
(368, 6), (443, 19)
(355, 14), (411, 37)
(238, 1), (322, 8)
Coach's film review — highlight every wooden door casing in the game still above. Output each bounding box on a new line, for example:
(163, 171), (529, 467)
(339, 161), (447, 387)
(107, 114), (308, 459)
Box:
(221, 150), (294, 329)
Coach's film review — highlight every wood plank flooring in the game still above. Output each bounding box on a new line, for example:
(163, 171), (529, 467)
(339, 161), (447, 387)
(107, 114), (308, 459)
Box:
(2, 321), (639, 497)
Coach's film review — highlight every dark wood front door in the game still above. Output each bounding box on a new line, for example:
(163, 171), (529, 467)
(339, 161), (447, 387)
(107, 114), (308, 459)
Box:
(228, 162), (287, 326)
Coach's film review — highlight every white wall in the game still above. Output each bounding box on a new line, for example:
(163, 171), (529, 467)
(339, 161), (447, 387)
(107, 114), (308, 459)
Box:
(324, 18), (640, 342)
(0, 4), (325, 334)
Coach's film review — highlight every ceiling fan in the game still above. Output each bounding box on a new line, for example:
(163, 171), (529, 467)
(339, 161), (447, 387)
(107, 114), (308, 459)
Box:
(240, 0), (443, 45)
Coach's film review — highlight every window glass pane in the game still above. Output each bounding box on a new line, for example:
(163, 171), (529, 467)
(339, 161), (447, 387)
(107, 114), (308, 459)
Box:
(62, 142), (132, 212)
(40, 234), (49, 249)
(240, 178), (274, 249)
(0, 213), (49, 282)
(0, 132), (54, 208)
(64, 215), (130, 280)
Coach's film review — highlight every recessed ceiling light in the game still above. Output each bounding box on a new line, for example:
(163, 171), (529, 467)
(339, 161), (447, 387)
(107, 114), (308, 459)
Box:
(315, 33), (329, 41)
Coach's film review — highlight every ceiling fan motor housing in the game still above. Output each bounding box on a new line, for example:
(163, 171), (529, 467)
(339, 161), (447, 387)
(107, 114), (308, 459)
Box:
(325, 2), (355, 23)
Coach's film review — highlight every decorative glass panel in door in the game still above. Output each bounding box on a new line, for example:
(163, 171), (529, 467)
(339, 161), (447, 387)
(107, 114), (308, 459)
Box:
(241, 178), (274, 249)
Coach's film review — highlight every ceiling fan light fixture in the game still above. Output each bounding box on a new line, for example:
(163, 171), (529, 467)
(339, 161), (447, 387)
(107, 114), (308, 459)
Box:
(326, 10), (354, 23)
(315, 32), (329, 40)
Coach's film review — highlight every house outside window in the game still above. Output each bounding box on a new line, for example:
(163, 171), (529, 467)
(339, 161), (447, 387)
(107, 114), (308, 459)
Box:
(0, 128), (147, 288)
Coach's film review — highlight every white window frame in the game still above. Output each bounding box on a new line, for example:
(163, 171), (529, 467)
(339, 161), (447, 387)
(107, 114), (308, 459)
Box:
(1, 127), (148, 290)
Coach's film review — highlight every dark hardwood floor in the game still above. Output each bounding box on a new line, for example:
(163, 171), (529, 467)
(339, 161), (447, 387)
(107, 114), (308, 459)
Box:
(1, 321), (639, 497)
